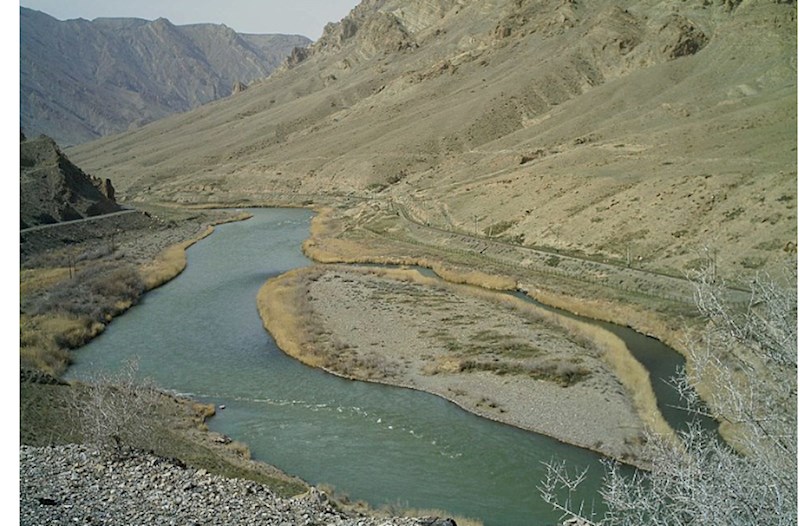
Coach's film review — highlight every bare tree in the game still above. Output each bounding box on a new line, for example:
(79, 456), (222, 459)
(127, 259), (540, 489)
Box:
(540, 264), (797, 525)
(69, 358), (162, 457)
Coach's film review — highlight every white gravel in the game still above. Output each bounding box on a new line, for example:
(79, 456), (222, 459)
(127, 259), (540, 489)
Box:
(20, 444), (453, 526)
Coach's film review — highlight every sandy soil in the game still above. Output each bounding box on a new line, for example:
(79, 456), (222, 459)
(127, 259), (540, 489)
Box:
(263, 265), (649, 465)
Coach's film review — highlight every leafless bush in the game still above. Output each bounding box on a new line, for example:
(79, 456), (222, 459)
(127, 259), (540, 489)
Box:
(539, 264), (797, 525)
(68, 358), (161, 457)
(34, 262), (145, 322)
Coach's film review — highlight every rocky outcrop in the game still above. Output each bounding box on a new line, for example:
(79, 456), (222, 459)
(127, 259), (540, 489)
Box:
(299, 0), (441, 63)
(657, 14), (709, 59)
(20, 7), (310, 146)
(20, 444), (450, 526)
(20, 135), (122, 229)
(231, 81), (249, 95)
(286, 45), (311, 67)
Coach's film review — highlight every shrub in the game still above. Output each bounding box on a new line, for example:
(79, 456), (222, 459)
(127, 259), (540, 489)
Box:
(539, 265), (797, 525)
(68, 358), (161, 457)
(29, 262), (145, 323)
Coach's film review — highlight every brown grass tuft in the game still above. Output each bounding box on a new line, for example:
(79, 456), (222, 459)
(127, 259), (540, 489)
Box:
(257, 268), (327, 369)
(20, 314), (106, 376)
(140, 226), (215, 290)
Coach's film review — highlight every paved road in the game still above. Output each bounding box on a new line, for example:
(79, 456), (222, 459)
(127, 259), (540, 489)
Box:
(20, 209), (138, 234)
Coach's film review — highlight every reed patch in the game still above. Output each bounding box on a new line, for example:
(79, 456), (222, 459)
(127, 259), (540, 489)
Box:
(140, 225), (215, 290)
(257, 263), (665, 463)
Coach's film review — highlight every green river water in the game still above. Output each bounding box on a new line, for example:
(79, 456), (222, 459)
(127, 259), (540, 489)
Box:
(66, 208), (697, 526)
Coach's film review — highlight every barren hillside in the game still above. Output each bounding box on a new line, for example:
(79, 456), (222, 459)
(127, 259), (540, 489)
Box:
(68, 0), (797, 281)
(20, 135), (121, 229)
(20, 7), (310, 146)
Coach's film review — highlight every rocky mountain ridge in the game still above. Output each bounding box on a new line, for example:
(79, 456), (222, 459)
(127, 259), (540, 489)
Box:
(20, 134), (121, 229)
(20, 7), (310, 146)
(68, 0), (796, 280)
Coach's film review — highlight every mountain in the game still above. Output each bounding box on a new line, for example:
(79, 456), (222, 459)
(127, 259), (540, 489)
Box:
(68, 0), (797, 280)
(20, 7), (310, 146)
(20, 134), (122, 229)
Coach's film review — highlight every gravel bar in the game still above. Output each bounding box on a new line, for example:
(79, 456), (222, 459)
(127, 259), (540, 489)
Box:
(20, 444), (453, 526)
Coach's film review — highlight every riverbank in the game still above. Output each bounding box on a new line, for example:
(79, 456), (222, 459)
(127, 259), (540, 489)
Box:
(258, 264), (673, 466)
(19, 206), (471, 525)
(20, 369), (307, 497)
(18, 203), (684, 524)
(20, 207), (317, 501)
(20, 443), (439, 526)
(20, 206), (251, 376)
(297, 205), (730, 441)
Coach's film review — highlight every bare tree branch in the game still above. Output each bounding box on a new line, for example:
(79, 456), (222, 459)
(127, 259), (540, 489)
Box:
(541, 263), (797, 525)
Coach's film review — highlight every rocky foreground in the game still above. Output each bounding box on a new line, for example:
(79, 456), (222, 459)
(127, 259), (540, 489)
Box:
(20, 444), (454, 526)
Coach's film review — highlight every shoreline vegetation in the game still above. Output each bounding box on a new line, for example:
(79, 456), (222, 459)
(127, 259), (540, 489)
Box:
(20, 208), (325, 505)
(21, 202), (709, 520)
(140, 208), (253, 291)
(20, 209), (252, 376)
(257, 263), (673, 467)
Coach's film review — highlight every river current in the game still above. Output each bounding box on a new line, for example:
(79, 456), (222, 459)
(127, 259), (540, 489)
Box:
(67, 208), (659, 525)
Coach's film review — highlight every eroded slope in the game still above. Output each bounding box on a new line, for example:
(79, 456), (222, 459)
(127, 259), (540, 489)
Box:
(68, 0), (796, 279)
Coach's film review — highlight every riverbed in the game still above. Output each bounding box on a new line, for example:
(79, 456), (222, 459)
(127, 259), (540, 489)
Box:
(66, 208), (619, 526)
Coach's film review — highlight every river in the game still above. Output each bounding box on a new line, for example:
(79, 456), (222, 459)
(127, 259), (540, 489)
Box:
(67, 208), (650, 525)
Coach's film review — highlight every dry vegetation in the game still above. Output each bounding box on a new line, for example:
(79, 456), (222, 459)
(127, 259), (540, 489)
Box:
(20, 263), (144, 374)
(20, 369), (307, 497)
(21, 0), (796, 521)
(139, 226), (215, 290)
(68, 1), (795, 285)
(259, 263), (672, 464)
(19, 209), (248, 376)
(541, 268), (797, 525)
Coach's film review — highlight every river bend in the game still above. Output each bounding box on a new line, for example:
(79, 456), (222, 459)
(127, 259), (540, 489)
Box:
(68, 208), (658, 525)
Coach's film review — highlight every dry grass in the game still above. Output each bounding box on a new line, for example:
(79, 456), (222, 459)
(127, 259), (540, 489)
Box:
(293, 208), (680, 446)
(569, 320), (675, 442)
(260, 263), (675, 451)
(192, 401), (217, 421)
(20, 267), (72, 296)
(140, 211), (253, 290)
(257, 268), (326, 369)
(20, 314), (105, 376)
(491, 292), (676, 442)
(20, 261), (145, 376)
(140, 225), (215, 290)
(428, 262), (516, 291)
(522, 285), (691, 354)
(19, 210), (251, 377)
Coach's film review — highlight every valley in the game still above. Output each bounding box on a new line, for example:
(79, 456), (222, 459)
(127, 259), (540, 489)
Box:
(20, 7), (310, 146)
(19, 1), (796, 525)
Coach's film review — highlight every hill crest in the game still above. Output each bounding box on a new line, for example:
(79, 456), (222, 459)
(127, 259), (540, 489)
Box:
(68, 0), (797, 280)
(20, 7), (310, 146)
(21, 135), (122, 229)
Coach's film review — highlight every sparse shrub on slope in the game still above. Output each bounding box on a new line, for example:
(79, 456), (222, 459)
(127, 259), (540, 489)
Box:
(67, 358), (161, 457)
(33, 262), (145, 322)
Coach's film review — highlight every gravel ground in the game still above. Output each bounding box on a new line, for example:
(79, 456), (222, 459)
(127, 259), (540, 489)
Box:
(288, 266), (646, 463)
(20, 444), (449, 526)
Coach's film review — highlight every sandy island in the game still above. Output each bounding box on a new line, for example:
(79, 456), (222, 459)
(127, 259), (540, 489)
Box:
(259, 264), (673, 466)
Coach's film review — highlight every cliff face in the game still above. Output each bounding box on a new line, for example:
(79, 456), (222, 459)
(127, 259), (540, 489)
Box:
(20, 8), (310, 146)
(68, 0), (797, 279)
(20, 135), (122, 229)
